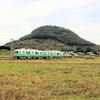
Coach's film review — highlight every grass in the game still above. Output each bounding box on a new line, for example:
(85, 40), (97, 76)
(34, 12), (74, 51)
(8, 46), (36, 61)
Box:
(0, 58), (100, 100)
(0, 50), (12, 57)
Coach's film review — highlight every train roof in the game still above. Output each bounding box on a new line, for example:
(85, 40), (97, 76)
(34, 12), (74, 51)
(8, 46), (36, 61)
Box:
(14, 48), (63, 53)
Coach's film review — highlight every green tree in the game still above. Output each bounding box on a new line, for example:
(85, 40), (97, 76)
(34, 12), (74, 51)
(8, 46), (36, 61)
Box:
(85, 47), (92, 53)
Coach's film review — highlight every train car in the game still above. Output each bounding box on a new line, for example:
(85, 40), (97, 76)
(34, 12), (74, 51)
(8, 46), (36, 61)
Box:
(14, 48), (64, 59)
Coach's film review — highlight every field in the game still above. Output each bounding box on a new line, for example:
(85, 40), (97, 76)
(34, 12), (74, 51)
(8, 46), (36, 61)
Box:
(0, 58), (100, 100)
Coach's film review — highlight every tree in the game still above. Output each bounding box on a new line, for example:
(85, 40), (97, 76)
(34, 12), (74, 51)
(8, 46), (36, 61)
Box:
(85, 47), (92, 53)
(0, 46), (11, 50)
(76, 47), (84, 53)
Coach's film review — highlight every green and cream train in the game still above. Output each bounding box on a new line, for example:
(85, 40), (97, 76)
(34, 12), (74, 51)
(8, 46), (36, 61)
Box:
(14, 48), (64, 59)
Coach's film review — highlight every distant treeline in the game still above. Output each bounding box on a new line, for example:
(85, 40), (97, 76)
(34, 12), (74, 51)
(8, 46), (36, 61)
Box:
(0, 46), (11, 50)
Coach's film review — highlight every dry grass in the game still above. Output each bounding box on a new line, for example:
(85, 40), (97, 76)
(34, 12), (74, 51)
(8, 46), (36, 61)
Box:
(0, 58), (100, 100)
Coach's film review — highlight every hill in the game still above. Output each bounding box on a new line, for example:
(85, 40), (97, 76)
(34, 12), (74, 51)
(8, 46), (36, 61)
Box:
(5, 25), (96, 51)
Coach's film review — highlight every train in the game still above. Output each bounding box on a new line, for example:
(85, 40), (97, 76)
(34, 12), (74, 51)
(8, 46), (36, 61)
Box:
(14, 48), (64, 59)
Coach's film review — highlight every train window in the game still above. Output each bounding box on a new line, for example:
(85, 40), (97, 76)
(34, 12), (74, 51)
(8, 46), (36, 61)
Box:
(32, 51), (34, 54)
(15, 51), (19, 54)
(26, 51), (30, 54)
(50, 53), (53, 55)
(19, 51), (21, 54)
(35, 52), (39, 54)
(57, 53), (59, 55)
(22, 51), (25, 54)
(43, 52), (47, 54)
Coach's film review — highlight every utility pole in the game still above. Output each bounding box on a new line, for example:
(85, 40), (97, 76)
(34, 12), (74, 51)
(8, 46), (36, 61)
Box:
(11, 38), (13, 57)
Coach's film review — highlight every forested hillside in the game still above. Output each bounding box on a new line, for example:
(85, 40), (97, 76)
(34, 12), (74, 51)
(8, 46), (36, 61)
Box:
(5, 25), (99, 52)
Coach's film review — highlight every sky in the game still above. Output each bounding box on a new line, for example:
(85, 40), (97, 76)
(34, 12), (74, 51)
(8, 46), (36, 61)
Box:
(0, 0), (100, 45)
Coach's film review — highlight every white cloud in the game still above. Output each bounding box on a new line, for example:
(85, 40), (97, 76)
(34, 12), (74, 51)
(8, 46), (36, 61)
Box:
(0, 0), (100, 45)
(18, 0), (57, 19)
